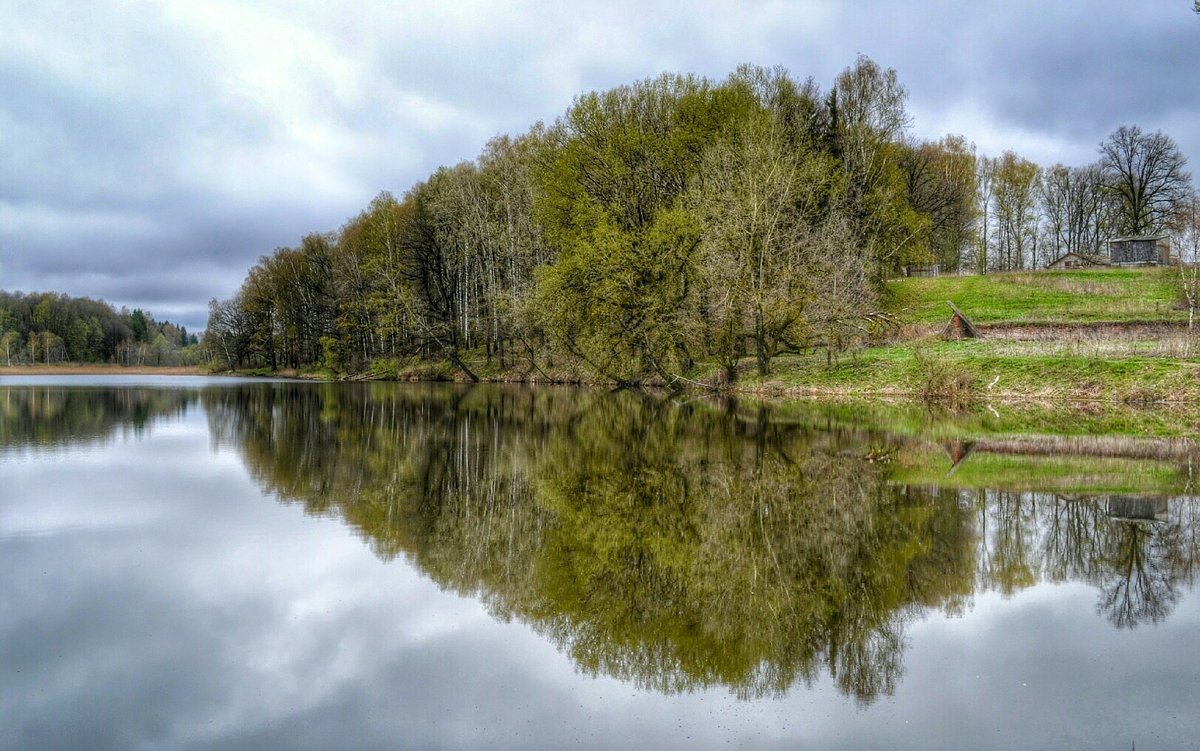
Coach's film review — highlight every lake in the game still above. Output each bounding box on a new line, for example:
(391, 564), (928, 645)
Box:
(2, 377), (1199, 750)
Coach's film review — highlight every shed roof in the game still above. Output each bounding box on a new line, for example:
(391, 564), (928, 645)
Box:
(1047, 251), (1107, 266)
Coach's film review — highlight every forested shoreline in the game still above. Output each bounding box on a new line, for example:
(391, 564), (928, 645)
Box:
(201, 58), (1194, 386)
(0, 291), (200, 366)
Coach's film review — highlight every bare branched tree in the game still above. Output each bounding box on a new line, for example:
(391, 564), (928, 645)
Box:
(1040, 162), (1112, 260)
(1099, 125), (1191, 236)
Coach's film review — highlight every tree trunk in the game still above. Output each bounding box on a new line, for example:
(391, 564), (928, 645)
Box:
(448, 349), (480, 382)
(754, 306), (768, 377)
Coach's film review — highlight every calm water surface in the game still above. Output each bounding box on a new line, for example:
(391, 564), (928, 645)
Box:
(2, 377), (1199, 750)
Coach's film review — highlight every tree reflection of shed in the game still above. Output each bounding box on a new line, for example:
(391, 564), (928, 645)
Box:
(1104, 496), (1169, 523)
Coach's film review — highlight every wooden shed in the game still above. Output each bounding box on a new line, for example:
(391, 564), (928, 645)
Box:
(903, 264), (940, 278)
(1108, 235), (1171, 266)
(1046, 252), (1107, 270)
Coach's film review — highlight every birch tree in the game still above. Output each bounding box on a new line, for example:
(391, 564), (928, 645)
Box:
(1175, 192), (1200, 335)
(991, 151), (1041, 270)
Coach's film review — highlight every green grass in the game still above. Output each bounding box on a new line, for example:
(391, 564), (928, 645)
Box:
(887, 267), (1184, 325)
(726, 266), (1200, 412)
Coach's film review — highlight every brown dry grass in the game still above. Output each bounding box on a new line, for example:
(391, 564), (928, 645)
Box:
(0, 364), (204, 376)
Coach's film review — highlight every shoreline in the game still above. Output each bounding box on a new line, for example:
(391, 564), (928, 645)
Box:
(5, 359), (1200, 406)
(0, 364), (205, 376)
(5, 361), (1200, 439)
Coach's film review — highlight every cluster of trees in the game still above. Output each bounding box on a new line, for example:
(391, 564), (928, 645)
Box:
(976, 125), (1193, 272)
(206, 59), (975, 381)
(206, 58), (1192, 380)
(0, 291), (199, 366)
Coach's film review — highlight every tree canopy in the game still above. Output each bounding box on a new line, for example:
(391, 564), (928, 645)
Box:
(0, 290), (199, 366)
(204, 58), (1194, 380)
(206, 59), (932, 381)
(1099, 125), (1191, 236)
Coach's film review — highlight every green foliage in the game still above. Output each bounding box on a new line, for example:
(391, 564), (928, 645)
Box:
(208, 59), (926, 382)
(535, 207), (702, 381)
(366, 357), (400, 380)
(0, 290), (180, 365)
(318, 335), (341, 372)
(531, 75), (736, 381)
(130, 309), (149, 343)
(209, 57), (1189, 393)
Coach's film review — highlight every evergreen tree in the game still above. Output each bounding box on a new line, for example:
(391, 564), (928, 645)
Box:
(130, 309), (149, 343)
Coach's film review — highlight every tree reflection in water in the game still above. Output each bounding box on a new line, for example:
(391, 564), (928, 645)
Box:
(973, 490), (1200, 629)
(204, 383), (975, 703)
(197, 383), (1200, 703)
(0, 385), (196, 449)
(6, 382), (1197, 703)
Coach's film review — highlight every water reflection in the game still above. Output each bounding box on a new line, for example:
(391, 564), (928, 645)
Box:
(4, 381), (1199, 706)
(196, 383), (1200, 702)
(973, 491), (1200, 628)
(0, 385), (195, 450)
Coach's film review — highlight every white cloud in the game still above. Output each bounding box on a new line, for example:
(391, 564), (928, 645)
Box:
(911, 99), (1099, 166)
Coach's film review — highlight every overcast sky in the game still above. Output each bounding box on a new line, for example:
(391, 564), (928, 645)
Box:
(2, 1), (1198, 332)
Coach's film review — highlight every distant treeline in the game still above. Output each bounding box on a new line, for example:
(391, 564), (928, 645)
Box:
(0, 290), (200, 366)
(205, 58), (1193, 383)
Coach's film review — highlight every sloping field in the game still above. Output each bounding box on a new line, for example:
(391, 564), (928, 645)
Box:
(887, 267), (1184, 326)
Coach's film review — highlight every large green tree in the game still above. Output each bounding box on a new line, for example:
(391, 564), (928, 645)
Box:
(533, 74), (741, 383)
(689, 74), (839, 376)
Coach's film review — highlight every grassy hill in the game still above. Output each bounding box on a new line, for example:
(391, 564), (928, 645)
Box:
(738, 266), (1200, 405)
(886, 267), (1183, 326)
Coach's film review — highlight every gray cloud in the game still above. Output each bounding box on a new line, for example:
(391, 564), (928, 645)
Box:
(2, 1), (1198, 332)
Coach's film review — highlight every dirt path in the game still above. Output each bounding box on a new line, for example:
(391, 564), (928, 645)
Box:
(978, 320), (1188, 340)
